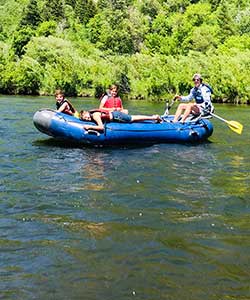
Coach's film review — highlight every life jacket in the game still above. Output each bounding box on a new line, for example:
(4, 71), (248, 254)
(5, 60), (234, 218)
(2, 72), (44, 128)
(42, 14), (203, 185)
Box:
(99, 90), (111, 101)
(102, 96), (122, 109)
(193, 83), (213, 104)
(203, 83), (213, 94)
(88, 109), (111, 122)
(56, 99), (76, 115)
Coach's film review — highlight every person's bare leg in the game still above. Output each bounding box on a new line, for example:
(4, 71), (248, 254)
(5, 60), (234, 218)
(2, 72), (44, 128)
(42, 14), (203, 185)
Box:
(173, 104), (187, 122)
(131, 115), (161, 122)
(180, 104), (193, 123)
(180, 104), (199, 123)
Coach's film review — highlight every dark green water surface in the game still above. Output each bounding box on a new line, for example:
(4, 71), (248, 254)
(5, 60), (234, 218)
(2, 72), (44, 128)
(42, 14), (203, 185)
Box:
(1, 96), (250, 300)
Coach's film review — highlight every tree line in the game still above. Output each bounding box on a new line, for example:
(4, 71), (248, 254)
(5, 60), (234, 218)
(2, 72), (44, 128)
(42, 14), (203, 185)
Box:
(0, 0), (249, 103)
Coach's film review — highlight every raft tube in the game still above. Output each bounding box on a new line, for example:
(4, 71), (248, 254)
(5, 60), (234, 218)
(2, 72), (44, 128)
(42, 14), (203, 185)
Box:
(33, 109), (213, 146)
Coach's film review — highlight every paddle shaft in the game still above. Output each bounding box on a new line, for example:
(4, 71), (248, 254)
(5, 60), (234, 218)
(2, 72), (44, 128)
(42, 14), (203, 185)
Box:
(208, 111), (229, 123)
(163, 98), (176, 116)
(169, 99), (176, 109)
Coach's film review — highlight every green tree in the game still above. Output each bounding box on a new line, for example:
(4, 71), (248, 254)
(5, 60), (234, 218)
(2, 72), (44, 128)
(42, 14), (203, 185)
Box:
(216, 0), (236, 42)
(42, 0), (65, 22)
(97, 0), (111, 10)
(75, 0), (97, 25)
(110, 0), (132, 10)
(184, 24), (220, 53)
(87, 0), (140, 54)
(209, 0), (222, 10)
(162, 0), (191, 13)
(36, 21), (57, 37)
(1, 57), (42, 94)
(98, 20), (135, 54)
(235, 7), (250, 34)
(19, 0), (41, 29)
(0, 0), (250, 100)
(65, 0), (77, 7)
(140, 0), (161, 19)
(87, 13), (106, 44)
(0, 24), (5, 41)
(12, 27), (34, 57)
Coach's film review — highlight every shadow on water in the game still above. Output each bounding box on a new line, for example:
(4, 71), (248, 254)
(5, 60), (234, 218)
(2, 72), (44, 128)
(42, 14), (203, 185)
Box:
(33, 136), (213, 150)
(32, 137), (157, 150)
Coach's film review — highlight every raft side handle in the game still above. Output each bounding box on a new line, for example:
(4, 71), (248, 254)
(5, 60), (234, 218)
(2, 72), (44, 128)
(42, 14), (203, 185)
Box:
(84, 130), (100, 136)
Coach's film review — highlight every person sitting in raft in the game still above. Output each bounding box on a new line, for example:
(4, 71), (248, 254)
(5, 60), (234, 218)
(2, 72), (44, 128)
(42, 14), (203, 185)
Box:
(55, 89), (79, 118)
(80, 109), (162, 132)
(172, 73), (214, 123)
(99, 84), (128, 114)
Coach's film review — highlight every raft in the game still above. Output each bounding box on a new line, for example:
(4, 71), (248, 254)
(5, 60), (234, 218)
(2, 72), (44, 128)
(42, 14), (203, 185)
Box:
(33, 109), (213, 146)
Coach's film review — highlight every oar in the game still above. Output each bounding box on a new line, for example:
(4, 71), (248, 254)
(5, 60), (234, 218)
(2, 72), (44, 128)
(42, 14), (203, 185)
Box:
(163, 98), (176, 116)
(208, 111), (243, 135)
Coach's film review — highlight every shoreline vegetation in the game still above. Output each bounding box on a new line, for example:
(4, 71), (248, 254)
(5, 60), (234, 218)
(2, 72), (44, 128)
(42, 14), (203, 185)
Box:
(0, 0), (249, 104)
(12, 91), (248, 105)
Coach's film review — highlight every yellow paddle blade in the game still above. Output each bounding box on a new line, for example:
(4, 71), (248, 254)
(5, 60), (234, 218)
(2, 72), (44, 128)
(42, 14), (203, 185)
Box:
(227, 120), (243, 135)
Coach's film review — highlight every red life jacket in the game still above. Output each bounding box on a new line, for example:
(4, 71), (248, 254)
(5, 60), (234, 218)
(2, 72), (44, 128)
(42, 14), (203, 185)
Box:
(103, 96), (122, 109)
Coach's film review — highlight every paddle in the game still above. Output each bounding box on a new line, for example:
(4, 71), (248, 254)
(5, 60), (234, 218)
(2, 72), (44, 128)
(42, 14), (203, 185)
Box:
(163, 98), (176, 116)
(207, 111), (243, 135)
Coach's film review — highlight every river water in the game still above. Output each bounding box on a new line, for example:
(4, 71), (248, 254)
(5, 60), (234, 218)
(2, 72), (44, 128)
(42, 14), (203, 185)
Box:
(1, 95), (250, 300)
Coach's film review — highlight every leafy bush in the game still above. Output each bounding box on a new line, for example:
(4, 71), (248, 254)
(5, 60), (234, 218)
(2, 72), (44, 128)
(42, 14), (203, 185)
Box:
(0, 0), (249, 102)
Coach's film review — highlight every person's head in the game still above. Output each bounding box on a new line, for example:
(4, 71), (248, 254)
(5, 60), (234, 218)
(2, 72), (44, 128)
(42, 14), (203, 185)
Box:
(110, 84), (119, 97)
(55, 89), (65, 102)
(80, 110), (91, 121)
(192, 73), (203, 87)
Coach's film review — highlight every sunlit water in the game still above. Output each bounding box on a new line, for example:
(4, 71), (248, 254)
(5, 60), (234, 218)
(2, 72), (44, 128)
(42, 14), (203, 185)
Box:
(1, 95), (250, 300)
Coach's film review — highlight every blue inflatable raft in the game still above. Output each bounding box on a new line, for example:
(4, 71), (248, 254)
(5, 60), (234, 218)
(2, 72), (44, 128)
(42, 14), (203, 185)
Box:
(33, 109), (213, 146)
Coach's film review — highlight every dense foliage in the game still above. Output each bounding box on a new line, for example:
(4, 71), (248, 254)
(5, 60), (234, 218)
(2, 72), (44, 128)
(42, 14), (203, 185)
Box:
(0, 0), (249, 102)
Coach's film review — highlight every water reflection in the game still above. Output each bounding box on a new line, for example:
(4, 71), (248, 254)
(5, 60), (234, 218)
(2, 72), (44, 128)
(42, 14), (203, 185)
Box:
(211, 152), (250, 197)
(79, 152), (107, 192)
(2, 96), (250, 300)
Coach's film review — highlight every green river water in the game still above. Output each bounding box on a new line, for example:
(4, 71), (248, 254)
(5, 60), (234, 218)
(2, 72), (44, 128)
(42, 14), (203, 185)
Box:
(0, 95), (250, 300)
